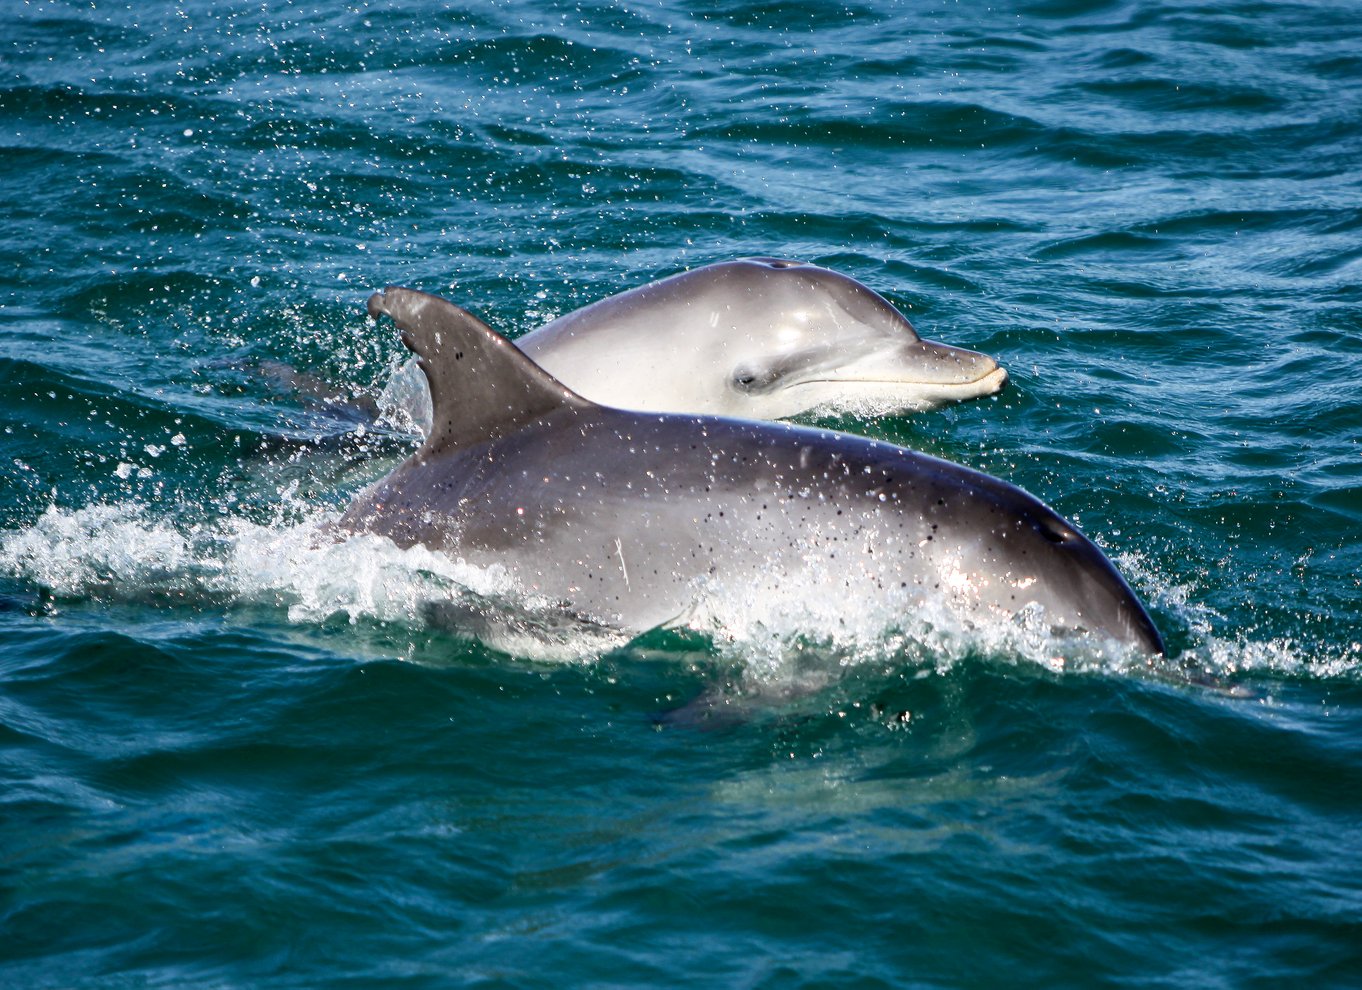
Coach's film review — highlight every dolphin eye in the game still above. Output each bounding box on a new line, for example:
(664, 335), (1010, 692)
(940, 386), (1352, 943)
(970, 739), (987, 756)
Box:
(731, 365), (777, 393)
(732, 348), (831, 394)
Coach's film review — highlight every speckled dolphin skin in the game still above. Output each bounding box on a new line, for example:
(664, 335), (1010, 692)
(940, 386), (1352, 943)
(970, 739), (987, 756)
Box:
(343, 287), (1161, 655)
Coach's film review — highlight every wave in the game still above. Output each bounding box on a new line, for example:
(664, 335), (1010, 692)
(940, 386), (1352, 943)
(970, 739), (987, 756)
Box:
(2, 498), (1356, 687)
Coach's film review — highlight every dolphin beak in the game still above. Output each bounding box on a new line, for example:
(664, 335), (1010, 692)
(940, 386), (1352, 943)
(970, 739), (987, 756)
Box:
(890, 339), (1007, 389)
(814, 339), (1009, 397)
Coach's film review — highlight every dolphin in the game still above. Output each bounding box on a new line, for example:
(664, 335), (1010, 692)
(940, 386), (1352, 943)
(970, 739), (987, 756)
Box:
(383, 258), (1007, 432)
(343, 287), (1163, 657)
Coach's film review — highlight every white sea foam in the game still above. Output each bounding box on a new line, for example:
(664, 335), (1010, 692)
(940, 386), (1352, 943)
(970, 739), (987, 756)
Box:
(1, 501), (516, 628)
(1113, 547), (1360, 681)
(2, 502), (1354, 681)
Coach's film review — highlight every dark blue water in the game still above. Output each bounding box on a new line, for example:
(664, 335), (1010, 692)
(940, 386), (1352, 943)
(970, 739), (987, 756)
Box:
(4, 1), (1362, 986)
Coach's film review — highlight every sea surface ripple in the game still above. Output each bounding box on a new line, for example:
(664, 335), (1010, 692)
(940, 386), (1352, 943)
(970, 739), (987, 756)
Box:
(3, 1), (1362, 986)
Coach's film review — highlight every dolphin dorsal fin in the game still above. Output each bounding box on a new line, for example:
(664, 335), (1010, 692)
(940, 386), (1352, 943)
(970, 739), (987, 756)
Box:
(367, 287), (590, 457)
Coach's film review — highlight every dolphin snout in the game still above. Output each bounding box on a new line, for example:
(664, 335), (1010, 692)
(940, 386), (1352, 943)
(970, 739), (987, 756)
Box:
(811, 339), (1006, 391)
(907, 340), (1006, 387)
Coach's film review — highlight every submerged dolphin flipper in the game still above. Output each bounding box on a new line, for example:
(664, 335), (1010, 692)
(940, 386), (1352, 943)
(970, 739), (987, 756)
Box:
(348, 287), (1164, 657)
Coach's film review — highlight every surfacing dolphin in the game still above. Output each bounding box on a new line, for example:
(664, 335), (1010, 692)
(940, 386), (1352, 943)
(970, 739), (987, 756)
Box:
(384, 258), (1006, 432)
(343, 287), (1163, 657)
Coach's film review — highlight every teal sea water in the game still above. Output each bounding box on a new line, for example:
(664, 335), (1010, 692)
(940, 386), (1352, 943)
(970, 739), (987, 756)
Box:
(4, 0), (1362, 985)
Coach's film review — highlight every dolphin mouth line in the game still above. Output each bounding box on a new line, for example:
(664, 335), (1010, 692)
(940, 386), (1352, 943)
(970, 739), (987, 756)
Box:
(792, 366), (1009, 391)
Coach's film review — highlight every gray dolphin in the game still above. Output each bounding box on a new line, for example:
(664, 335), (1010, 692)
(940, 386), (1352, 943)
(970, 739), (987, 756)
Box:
(382, 259), (1006, 432)
(343, 288), (1162, 656)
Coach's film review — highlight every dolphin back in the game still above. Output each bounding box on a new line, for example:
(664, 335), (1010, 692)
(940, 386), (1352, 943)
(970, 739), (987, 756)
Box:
(359, 287), (1162, 658)
(367, 287), (590, 458)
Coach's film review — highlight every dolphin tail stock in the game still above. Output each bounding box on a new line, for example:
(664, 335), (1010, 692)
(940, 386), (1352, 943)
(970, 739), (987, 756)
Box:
(366, 287), (591, 457)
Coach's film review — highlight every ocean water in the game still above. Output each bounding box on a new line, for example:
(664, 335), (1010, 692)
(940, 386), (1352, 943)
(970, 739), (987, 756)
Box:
(4, 0), (1362, 986)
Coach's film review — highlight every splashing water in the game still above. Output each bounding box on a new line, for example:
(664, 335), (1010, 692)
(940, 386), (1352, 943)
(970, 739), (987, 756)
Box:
(5, 495), (1348, 686)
